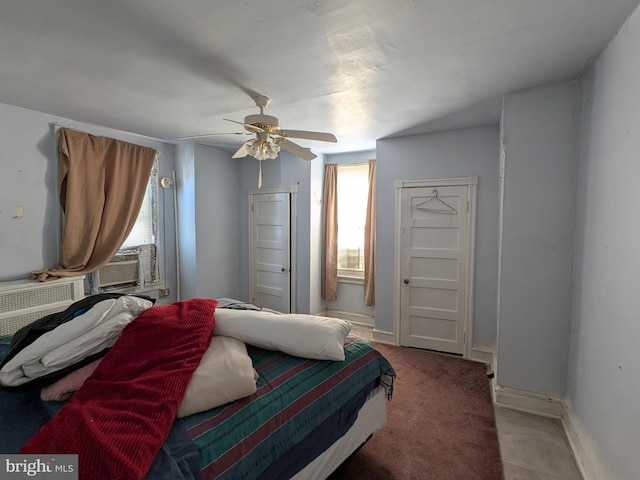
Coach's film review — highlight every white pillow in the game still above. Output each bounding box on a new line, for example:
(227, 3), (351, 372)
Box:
(213, 309), (352, 361)
(178, 335), (257, 418)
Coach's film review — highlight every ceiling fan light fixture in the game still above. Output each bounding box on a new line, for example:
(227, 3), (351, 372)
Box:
(246, 137), (280, 160)
(182, 95), (336, 163)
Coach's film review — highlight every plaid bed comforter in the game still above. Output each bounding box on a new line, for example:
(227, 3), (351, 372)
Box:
(179, 334), (395, 480)
(0, 299), (395, 480)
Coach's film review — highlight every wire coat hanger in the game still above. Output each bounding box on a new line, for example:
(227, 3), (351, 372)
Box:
(414, 189), (457, 214)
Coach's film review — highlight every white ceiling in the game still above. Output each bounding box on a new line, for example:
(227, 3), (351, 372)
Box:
(0, 0), (638, 154)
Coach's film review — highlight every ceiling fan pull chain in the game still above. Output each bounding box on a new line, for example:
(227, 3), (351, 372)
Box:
(258, 159), (263, 189)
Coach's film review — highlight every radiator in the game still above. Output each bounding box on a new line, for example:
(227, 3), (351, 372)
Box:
(0, 275), (85, 336)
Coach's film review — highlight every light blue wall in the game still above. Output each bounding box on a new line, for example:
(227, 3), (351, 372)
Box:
(192, 144), (241, 299)
(567, 6), (640, 478)
(0, 104), (60, 280)
(497, 82), (580, 398)
(376, 126), (500, 349)
(177, 143), (243, 301)
(175, 142), (196, 300)
(309, 154), (324, 315)
(0, 103), (178, 304)
(278, 152), (312, 313)
(237, 157), (255, 304)
(328, 150), (376, 166)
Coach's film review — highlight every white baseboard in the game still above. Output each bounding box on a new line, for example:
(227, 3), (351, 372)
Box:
(372, 329), (396, 344)
(494, 386), (564, 418)
(325, 309), (374, 327)
(562, 400), (606, 480)
(470, 346), (494, 364)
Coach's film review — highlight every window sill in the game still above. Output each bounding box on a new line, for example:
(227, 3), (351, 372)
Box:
(337, 276), (364, 285)
(97, 282), (166, 296)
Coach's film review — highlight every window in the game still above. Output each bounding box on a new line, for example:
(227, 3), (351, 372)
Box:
(121, 160), (158, 249)
(337, 163), (369, 279)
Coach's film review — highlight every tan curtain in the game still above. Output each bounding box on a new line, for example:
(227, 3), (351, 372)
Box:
(322, 163), (338, 301)
(31, 128), (157, 281)
(364, 159), (376, 306)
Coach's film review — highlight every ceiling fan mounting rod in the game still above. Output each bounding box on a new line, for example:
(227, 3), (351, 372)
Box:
(252, 94), (271, 111)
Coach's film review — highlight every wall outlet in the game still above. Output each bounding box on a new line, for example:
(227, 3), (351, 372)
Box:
(159, 288), (170, 297)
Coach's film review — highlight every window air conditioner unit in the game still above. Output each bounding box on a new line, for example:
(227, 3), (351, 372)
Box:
(91, 250), (143, 293)
(89, 244), (158, 294)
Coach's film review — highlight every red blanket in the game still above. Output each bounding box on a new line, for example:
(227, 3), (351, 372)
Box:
(20, 298), (217, 480)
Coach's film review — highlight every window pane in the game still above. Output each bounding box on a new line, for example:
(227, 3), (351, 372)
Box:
(121, 161), (157, 249)
(337, 164), (368, 274)
(121, 187), (153, 247)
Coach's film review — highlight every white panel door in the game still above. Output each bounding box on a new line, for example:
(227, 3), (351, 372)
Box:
(250, 192), (291, 313)
(399, 185), (470, 354)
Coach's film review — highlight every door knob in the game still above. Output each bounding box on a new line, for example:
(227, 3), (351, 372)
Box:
(403, 278), (410, 284)
(281, 267), (287, 272)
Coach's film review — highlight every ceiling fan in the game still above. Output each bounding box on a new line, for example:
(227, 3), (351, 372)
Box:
(180, 95), (337, 186)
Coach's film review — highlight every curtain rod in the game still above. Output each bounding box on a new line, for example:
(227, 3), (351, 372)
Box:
(50, 122), (168, 144)
(51, 124), (163, 156)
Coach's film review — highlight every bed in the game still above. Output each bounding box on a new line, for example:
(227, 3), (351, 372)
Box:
(0, 295), (395, 480)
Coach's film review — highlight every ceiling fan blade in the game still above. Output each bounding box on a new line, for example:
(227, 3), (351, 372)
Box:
(276, 129), (337, 143)
(178, 132), (248, 140)
(232, 140), (252, 159)
(224, 118), (264, 133)
(278, 139), (317, 161)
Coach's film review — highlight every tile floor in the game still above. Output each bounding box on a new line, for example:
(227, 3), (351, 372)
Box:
(351, 324), (583, 479)
(495, 406), (582, 480)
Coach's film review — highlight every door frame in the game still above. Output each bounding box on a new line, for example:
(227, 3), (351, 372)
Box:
(393, 177), (477, 358)
(248, 186), (297, 313)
